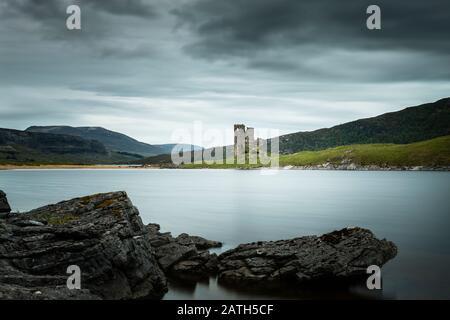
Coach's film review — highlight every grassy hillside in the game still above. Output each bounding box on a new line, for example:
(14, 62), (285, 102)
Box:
(181, 136), (450, 169)
(279, 135), (450, 167)
(26, 126), (167, 157)
(26, 126), (203, 157)
(0, 128), (143, 165)
(0, 144), (142, 165)
(278, 98), (450, 154)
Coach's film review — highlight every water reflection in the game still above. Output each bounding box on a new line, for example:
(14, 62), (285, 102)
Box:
(165, 275), (389, 300)
(2, 169), (449, 299)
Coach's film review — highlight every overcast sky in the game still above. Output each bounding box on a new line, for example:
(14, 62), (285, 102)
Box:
(0, 0), (449, 146)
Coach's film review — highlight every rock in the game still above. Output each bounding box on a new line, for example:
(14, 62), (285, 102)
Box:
(147, 223), (161, 235)
(218, 227), (397, 288)
(0, 283), (101, 300)
(156, 242), (198, 270)
(11, 219), (46, 227)
(172, 251), (220, 275)
(0, 191), (167, 300)
(147, 226), (222, 278)
(0, 190), (400, 299)
(346, 163), (358, 170)
(176, 233), (222, 250)
(0, 190), (11, 216)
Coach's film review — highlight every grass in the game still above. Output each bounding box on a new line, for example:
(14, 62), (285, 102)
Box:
(2, 136), (449, 169)
(31, 212), (78, 225)
(182, 162), (263, 169)
(279, 135), (450, 167)
(95, 198), (116, 209)
(182, 135), (450, 168)
(182, 153), (266, 169)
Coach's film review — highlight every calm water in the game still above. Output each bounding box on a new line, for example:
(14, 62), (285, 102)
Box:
(1, 169), (449, 299)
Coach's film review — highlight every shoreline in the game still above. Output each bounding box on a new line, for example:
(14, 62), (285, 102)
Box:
(281, 164), (450, 172)
(0, 164), (157, 170)
(1, 164), (449, 171)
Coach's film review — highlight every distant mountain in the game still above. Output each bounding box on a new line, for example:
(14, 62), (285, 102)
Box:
(26, 126), (202, 157)
(4, 98), (448, 165)
(26, 126), (164, 157)
(0, 128), (143, 164)
(278, 98), (450, 154)
(153, 143), (204, 154)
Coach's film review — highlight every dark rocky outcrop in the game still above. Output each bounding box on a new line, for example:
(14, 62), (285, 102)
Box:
(0, 191), (167, 300)
(0, 191), (398, 299)
(0, 190), (11, 216)
(218, 227), (397, 288)
(147, 224), (221, 279)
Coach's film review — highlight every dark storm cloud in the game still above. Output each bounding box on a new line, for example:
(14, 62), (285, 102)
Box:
(173, 0), (450, 54)
(173, 0), (450, 79)
(0, 0), (160, 59)
(0, 0), (449, 145)
(1, 0), (156, 20)
(89, 0), (156, 17)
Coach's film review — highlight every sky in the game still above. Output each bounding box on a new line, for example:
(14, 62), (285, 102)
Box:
(0, 0), (449, 147)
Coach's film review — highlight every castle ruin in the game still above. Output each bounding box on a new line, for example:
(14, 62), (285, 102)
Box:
(234, 124), (255, 163)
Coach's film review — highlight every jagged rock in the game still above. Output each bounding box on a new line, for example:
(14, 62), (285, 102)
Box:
(172, 251), (220, 275)
(147, 225), (222, 278)
(0, 190), (399, 299)
(176, 233), (222, 250)
(0, 283), (100, 300)
(0, 191), (167, 300)
(0, 190), (11, 216)
(218, 227), (397, 287)
(156, 242), (198, 270)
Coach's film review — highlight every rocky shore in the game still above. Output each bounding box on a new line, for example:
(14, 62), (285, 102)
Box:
(147, 223), (221, 279)
(0, 190), (397, 299)
(0, 191), (166, 299)
(218, 228), (396, 288)
(0, 190), (11, 217)
(282, 163), (450, 171)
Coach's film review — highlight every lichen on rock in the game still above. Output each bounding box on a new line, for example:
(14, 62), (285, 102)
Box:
(217, 227), (397, 287)
(0, 191), (167, 300)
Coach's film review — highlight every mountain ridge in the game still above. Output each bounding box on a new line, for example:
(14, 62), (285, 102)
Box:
(0, 127), (143, 164)
(2, 98), (449, 166)
(26, 126), (165, 157)
(278, 97), (450, 154)
(26, 126), (202, 157)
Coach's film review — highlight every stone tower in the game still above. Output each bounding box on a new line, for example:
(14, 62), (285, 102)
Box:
(233, 124), (255, 163)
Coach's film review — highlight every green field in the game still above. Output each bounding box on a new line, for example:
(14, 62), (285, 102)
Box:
(279, 135), (450, 167)
(183, 135), (450, 169)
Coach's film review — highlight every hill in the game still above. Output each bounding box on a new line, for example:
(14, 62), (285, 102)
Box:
(153, 143), (203, 154)
(180, 136), (450, 169)
(26, 126), (202, 157)
(0, 128), (143, 165)
(278, 98), (450, 154)
(279, 135), (450, 168)
(26, 126), (167, 157)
